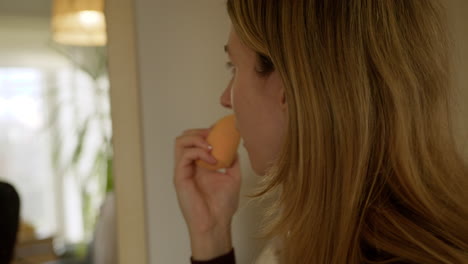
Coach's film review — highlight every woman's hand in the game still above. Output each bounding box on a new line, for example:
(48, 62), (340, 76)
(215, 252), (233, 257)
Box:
(174, 128), (242, 260)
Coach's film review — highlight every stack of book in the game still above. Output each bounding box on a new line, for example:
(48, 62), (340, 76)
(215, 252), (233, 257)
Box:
(14, 237), (57, 264)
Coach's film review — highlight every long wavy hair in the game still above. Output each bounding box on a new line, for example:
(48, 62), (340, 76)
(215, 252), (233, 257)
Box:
(227, 1), (468, 263)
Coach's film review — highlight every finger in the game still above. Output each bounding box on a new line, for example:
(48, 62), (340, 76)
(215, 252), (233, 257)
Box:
(225, 153), (241, 179)
(175, 148), (217, 181)
(175, 135), (213, 162)
(176, 134), (212, 150)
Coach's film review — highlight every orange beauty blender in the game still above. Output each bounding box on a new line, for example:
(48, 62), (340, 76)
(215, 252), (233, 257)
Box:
(196, 115), (241, 170)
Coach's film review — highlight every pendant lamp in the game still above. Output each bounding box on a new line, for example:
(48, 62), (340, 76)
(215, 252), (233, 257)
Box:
(52, 0), (106, 46)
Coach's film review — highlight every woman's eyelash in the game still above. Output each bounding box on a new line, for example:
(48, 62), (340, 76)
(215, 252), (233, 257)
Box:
(226, 62), (236, 74)
(256, 54), (274, 75)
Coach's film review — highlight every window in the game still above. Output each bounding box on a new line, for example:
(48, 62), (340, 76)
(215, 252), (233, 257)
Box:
(0, 65), (112, 247)
(0, 68), (56, 238)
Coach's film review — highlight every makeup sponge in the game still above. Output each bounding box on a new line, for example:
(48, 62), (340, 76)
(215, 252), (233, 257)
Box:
(197, 114), (241, 170)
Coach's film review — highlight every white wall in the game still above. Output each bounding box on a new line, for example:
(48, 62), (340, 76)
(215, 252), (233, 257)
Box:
(447, 0), (468, 158)
(133, 0), (265, 263)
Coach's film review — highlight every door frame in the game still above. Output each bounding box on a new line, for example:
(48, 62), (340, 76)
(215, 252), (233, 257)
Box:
(106, 0), (149, 263)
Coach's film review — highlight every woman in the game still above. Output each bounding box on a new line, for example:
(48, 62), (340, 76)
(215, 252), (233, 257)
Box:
(174, 0), (468, 263)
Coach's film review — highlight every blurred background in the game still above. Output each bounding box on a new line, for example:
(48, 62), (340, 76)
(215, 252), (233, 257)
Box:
(0, 0), (113, 263)
(0, 0), (466, 264)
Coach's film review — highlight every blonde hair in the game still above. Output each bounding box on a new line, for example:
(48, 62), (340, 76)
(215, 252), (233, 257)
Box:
(227, 1), (468, 263)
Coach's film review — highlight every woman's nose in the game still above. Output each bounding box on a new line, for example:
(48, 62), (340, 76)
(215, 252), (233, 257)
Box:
(220, 81), (233, 109)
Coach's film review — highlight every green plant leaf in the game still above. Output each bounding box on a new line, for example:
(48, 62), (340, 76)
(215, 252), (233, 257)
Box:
(71, 118), (91, 167)
(106, 156), (114, 193)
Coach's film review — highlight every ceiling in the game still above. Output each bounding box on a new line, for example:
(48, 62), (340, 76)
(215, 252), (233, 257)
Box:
(0, 0), (52, 17)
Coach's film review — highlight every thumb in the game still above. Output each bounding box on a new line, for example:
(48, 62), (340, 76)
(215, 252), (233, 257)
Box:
(225, 153), (241, 179)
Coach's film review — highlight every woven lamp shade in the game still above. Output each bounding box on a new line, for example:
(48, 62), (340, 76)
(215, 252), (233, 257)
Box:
(52, 0), (107, 46)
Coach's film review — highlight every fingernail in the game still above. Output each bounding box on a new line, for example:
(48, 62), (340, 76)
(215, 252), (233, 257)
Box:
(207, 145), (213, 150)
